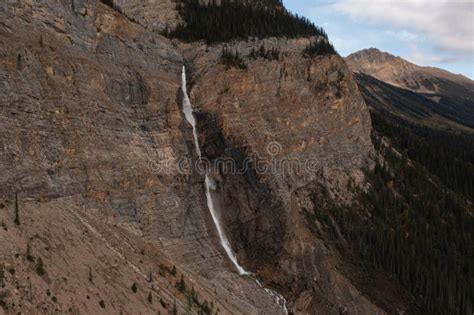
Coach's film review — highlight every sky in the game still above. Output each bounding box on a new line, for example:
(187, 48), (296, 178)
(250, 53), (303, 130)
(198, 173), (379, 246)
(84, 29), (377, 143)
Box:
(283, 0), (474, 79)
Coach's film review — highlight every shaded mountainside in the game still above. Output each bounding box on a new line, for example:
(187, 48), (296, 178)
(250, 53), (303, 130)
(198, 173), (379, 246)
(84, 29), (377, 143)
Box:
(342, 48), (474, 314)
(355, 72), (474, 131)
(311, 121), (474, 315)
(347, 48), (474, 202)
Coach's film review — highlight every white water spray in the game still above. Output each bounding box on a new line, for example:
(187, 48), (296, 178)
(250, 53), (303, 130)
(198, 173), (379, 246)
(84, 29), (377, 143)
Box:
(181, 67), (201, 158)
(181, 66), (288, 313)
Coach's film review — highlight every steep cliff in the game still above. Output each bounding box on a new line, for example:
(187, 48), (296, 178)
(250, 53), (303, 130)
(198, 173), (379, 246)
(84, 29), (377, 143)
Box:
(0, 1), (285, 314)
(185, 36), (383, 312)
(0, 1), (412, 314)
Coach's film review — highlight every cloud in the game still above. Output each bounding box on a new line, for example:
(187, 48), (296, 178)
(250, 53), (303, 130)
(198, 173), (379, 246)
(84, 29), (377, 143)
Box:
(407, 44), (463, 65)
(333, 0), (474, 56)
(384, 30), (419, 42)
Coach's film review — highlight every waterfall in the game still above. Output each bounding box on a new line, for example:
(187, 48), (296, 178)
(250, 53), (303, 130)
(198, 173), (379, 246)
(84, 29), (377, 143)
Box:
(181, 66), (247, 275)
(181, 67), (201, 158)
(181, 66), (288, 314)
(205, 176), (250, 276)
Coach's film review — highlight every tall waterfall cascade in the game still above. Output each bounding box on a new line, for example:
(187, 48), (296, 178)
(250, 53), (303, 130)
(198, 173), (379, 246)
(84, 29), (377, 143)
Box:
(181, 66), (288, 314)
(181, 66), (248, 275)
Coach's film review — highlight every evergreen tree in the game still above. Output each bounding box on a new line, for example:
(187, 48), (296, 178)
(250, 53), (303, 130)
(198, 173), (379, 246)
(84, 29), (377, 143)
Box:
(14, 192), (19, 226)
(35, 257), (45, 276)
(0, 264), (4, 288)
(176, 274), (186, 292)
(172, 300), (177, 315)
(88, 266), (93, 283)
(26, 242), (34, 262)
(167, 0), (331, 45)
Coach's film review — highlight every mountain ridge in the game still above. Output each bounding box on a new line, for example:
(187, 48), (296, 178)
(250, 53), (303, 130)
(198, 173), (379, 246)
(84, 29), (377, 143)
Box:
(346, 47), (474, 92)
(346, 47), (474, 131)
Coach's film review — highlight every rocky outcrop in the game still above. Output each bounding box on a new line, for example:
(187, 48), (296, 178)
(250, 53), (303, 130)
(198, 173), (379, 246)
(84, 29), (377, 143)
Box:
(108, 0), (182, 32)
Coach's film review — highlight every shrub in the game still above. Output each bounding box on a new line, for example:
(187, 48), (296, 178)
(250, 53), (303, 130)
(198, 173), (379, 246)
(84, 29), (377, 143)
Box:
(99, 300), (106, 309)
(159, 298), (167, 308)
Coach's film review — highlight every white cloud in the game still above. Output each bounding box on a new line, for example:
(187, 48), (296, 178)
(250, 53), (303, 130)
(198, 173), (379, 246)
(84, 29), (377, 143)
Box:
(384, 30), (419, 42)
(407, 44), (461, 65)
(333, 0), (474, 56)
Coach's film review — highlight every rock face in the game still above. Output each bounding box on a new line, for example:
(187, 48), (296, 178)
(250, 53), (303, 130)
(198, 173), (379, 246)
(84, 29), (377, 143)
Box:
(186, 38), (382, 314)
(111, 0), (182, 32)
(0, 1), (405, 314)
(0, 1), (284, 314)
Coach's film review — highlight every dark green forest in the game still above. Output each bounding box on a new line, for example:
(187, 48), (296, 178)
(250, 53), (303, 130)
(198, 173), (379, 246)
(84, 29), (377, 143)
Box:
(164, 0), (333, 45)
(371, 111), (474, 200)
(310, 113), (474, 314)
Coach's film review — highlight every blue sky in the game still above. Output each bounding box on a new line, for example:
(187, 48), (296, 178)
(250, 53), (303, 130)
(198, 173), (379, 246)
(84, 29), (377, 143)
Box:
(284, 0), (474, 79)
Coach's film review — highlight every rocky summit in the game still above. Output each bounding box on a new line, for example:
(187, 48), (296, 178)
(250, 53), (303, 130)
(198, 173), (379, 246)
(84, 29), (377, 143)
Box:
(346, 48), (474, 130)
(0, 1), (472, 315)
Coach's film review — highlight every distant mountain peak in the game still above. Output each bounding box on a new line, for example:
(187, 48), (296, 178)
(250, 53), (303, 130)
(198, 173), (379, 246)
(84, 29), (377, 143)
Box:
(347, 47), (398, 64)
(346, 48), (415, 76)
(346, 47), (474, 94)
